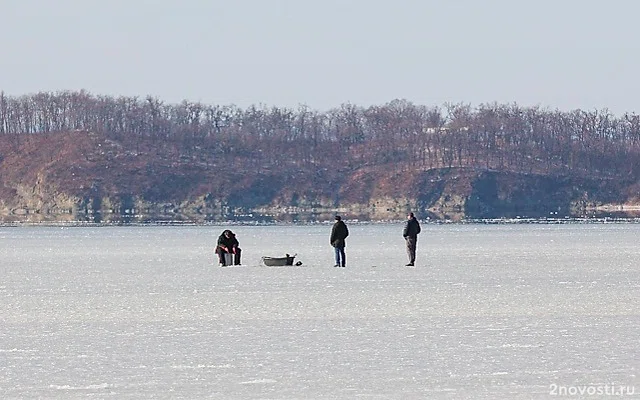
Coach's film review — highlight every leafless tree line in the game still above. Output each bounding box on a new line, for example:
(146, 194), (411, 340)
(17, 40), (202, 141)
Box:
(2, 90), (640, 178)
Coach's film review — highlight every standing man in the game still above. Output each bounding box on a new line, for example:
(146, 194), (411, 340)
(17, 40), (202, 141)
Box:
(403, 212), (421, 266)
(330, 215), (349, 267)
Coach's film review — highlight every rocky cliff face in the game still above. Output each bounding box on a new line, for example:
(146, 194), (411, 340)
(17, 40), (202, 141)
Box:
(1, 132), (638, 223)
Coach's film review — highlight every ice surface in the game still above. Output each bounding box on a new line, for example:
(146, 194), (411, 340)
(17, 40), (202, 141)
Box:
(1, 223), (638, 399)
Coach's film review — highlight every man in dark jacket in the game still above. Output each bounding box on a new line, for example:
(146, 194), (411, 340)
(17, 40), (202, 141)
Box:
(215, 230), (241, 266)
(330, 215), (349, 267)
(402, 212), (421, 266)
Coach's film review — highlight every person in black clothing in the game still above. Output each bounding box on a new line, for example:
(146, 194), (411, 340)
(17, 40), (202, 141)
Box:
(330, 215), (349, 267)
(215, 229), (241, 266)
(403, 212), (421, 266)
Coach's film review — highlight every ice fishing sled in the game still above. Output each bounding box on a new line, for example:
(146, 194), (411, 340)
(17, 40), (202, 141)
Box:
(261, 253), (299, 266)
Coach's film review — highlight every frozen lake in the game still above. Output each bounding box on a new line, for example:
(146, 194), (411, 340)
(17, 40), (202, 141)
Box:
(1, 223), (638, 399)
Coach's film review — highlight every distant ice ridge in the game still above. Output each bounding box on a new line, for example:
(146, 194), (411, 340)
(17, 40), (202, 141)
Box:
(0, 348), (35, 353)
(239, 379), (278, 385)
(171, 364), (234, 370)
(49, 383), (113, 390)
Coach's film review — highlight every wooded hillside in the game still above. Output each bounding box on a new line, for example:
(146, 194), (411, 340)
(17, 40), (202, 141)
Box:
(1, 91), (639, 222)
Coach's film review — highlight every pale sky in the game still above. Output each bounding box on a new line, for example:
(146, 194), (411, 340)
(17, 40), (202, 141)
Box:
(1, 0), (639, 114)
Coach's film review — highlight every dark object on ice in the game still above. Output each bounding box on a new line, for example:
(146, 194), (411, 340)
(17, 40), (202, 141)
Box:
(261, 253), (298, 266)
(216, 229), (241, 266)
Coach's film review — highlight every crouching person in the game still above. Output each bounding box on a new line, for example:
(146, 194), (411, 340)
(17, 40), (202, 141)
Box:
(216, 229), (242, 266)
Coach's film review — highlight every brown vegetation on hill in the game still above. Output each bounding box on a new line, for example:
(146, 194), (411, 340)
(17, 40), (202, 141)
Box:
(1, 91), (639, 222)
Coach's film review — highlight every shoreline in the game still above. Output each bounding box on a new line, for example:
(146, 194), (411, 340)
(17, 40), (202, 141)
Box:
(2, 216), (640, 228)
